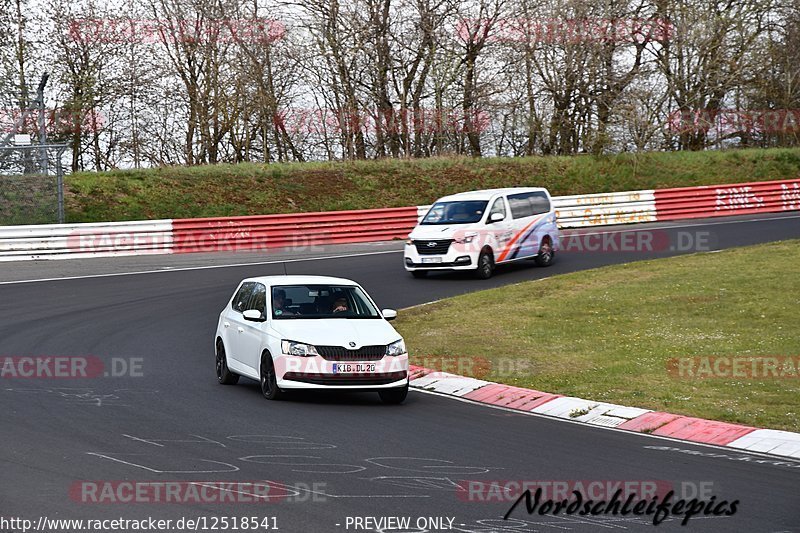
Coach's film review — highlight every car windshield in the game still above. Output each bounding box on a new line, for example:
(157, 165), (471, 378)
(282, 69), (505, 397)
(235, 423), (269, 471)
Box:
(421, 201), (488, 225)
(271, 284), (381, 319)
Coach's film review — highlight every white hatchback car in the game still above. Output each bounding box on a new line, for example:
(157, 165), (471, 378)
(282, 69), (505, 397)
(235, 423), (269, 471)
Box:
(404, 187), (560, 279)
(214, 275), (409, 404)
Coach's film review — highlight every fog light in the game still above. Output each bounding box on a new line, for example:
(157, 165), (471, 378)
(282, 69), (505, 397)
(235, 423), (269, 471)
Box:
(455, 256), (471, 264)
(405, 258), (413, 266)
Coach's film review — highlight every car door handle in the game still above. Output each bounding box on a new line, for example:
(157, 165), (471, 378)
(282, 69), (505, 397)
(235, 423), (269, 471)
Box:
(237, 327), (244, 333)
(223, 322), (230, 328)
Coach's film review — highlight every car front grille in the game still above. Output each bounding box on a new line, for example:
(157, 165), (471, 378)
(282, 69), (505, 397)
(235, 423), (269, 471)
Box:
(316, 345), (387, 361)
(413, 239), (453, 255)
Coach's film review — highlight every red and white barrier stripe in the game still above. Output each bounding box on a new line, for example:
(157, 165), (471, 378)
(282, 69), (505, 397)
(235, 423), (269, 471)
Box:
(172, 206), (419, 254)
(655, 179), (800, 221)
(0, 178), (798, 261)
(409, 365), (800, 459)
(0, 220), (173, 261)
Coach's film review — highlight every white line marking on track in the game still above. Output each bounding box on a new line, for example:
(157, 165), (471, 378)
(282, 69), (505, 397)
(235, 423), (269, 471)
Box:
(561, 213), (800, 237)
(122, 434), (165, 447)
(0, 249), (402, 285)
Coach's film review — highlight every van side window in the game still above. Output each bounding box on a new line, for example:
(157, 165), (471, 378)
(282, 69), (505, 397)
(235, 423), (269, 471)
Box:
(508, 192), (551, 219)
(489, 198), (506, 219)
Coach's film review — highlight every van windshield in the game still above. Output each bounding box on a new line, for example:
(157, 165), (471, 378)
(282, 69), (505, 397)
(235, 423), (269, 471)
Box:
(421, 201), (488, 225)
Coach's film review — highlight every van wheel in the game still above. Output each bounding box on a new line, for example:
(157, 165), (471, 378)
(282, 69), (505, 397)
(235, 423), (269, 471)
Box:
(411, 270), (427, 278)
(379, 384), (409, 404)
(534, 238), (555, 267)
(216, 342), (239, 385)
(475, 250), (494, 279)
(260, 354), (284, 400)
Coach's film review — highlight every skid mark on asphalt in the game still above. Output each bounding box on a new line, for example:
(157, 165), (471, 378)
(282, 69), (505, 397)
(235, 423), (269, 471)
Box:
(83, 432), (504, 500)
(1, 386), (158, 407)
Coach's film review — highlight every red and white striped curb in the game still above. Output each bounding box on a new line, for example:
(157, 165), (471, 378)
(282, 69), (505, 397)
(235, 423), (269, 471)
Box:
(408, 365), (800, 460)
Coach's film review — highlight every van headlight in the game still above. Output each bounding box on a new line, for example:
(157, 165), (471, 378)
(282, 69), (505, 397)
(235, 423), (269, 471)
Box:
(281, 340), (319, 357)
(386, 339), (407, 356)
(454, 232), (478, 244)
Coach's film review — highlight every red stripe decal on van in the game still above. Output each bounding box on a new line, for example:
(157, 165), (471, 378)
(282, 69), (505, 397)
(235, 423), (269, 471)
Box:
(496, 214), (545, 262)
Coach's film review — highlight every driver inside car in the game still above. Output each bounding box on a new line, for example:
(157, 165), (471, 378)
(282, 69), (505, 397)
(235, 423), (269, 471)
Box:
(331, 297), (349, 313)
(272, 289), (295, 316)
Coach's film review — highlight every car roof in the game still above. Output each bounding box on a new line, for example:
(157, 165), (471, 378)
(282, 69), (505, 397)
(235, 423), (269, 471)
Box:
(240, 275), (360, 287)
(435, 187), (549, 202)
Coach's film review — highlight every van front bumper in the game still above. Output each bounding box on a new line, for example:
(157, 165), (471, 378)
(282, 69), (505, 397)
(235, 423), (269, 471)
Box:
(404, 243), (478, 271)
(404, 256), (473, 269)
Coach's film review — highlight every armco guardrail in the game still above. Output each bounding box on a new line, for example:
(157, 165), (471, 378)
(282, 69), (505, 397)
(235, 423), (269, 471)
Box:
(0, 178), (797, 261)
(172, 207), (419, 253)
(0, 220), (173, 261)
(654, 179), (800, 221)
(553, 189), (656, 227)
(414, 189), (657, 227)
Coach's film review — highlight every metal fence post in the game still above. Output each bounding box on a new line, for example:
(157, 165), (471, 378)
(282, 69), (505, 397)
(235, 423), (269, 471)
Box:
(56, 147), (65, 224)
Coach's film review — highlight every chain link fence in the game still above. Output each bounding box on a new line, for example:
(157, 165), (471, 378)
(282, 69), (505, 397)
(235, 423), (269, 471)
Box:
(0, 144), (67, 225)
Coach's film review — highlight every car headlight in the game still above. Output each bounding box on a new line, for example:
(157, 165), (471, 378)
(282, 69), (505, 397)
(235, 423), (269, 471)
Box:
(405, 239), (413, 245)
(386, 339), (407, 357)
(281, 340), (319, 357)
(454, 232), (478, 244)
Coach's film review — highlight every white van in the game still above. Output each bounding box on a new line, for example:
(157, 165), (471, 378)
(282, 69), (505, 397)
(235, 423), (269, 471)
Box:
(404, 188), (559, 279)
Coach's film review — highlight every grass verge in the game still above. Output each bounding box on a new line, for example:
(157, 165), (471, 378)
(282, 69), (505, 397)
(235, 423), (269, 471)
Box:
(394, 241), (800, 432)
(60, 147), (800, 223)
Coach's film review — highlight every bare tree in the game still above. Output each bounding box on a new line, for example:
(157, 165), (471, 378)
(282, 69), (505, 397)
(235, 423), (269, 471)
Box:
(653, 0), (772, 150)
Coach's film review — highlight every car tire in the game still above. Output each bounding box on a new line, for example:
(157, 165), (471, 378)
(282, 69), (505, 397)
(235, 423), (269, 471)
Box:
(534, 238), (555, 267)
(411, 270), (427, 278)
(215, 342), (239, 385)
(260, 353), (284, 400)
(379, 383), (409, 404)
(475, 250), (494, 279)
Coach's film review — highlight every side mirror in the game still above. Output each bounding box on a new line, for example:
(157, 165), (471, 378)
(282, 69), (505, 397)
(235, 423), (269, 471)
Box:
(243, 309), (265, 322)
(382, 309), (397, 321)
(489, 212), (505, 223)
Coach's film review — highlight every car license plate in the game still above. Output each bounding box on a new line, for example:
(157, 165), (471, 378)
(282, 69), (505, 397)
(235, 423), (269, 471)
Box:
(420, 257), (442, 263)
(332, 363), (376, 374)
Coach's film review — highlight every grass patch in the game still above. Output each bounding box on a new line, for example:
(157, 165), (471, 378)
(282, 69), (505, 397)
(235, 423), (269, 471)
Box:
(56, 147), (800, 223)
(394, 241), (800, 432)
